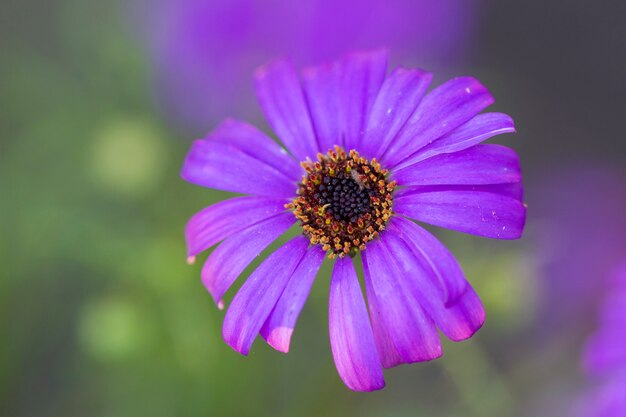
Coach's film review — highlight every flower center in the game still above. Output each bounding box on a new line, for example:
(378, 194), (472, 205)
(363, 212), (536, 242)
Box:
(288, 146), (396, 258)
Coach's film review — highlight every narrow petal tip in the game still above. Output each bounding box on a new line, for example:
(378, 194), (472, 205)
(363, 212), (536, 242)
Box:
(186, 256), (196, 265)
(447, 307), (486, 342)
(217, 299), (225, 311)
(264, 327), (293, 353)
(348, 379), (386, 392)
(222, 333), (250, 356)
(500, 113), (517, 133)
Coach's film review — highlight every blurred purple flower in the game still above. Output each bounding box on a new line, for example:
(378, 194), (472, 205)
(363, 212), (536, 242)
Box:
(576, 263), (626, 417)
(577, 380), (626, 417)
(584, 262), (626, 375)
(181, 50), (525, 391)
(138, 0), (477, 133)
(534, 167), (626, 333)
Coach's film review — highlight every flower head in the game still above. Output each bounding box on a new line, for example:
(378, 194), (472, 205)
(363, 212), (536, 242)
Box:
(181, 50), (526, 391)
(289, 146), (395, 257)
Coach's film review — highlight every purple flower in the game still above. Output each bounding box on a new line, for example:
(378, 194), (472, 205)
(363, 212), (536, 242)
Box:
(577, 380), (626, 417)
(584, 262), (626, 376)
(139, 0), (477, 132)
(534, 167), (626, 333)
(578, 263), (626, 416)
(181, 50), (526, 391)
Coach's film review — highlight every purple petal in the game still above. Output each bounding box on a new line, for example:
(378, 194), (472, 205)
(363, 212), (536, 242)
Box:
(329, 257), (385, 391)
(222, 236), (310, 355)
(260, 246), (325, 353)
(210, 119), (302, 181)
(381, 77), (494, 168)
(363, 241), (442, 368)
(301, 62), (342, 153)
(254, 59), (319, 160)
(395, 112), (516, 168)
(378, 230), (485, 341)
(390, 216), (467, 304)
(360, 67), (432, 159)
(392, 144), (521, 186)
(202, 213), (295, 305)
(181, 139), (297, 198)
(486, 182), (525, 201)
(437, 284), (486, 342)
(339, 49), (388, 152)
(186, 197), (288, 258)
(394, 185), (526, 239)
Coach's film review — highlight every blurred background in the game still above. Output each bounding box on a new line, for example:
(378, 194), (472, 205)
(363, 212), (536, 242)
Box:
(1, 0), (625, 416)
